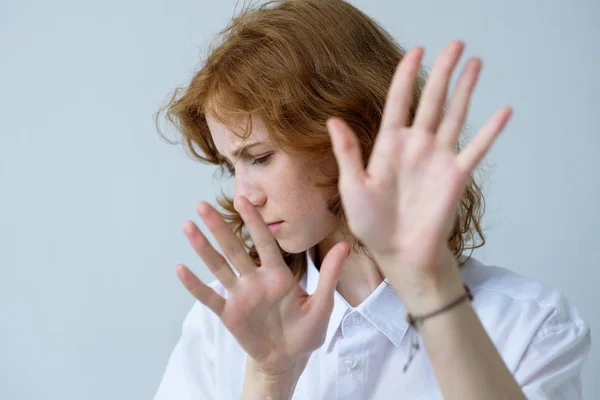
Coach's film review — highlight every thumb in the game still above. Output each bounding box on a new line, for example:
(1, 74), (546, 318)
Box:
(313, 241), (350, 304)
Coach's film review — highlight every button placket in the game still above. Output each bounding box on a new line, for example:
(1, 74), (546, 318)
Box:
(336, 327), (365, 398)
(344, 356), (358, 371)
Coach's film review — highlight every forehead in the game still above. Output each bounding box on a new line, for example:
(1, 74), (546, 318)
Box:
(206, 114), (270, 154)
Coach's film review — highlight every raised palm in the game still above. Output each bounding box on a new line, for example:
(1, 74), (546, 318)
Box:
(176, 195), (349, 376)
(327, 41), (512, 292)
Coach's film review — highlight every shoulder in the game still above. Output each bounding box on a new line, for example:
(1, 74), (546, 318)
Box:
(459, 256), (591, 372)
(182, 278), (229, 340)
(460, 256), (587, 334)
(153, 279), (232, 400)
(177, 279), (247, 377)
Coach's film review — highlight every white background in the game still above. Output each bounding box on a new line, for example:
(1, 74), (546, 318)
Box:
(1, 0), (598, 398)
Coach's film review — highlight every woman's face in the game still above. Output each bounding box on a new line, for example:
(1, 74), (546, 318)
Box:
(206, 114), (339, 254)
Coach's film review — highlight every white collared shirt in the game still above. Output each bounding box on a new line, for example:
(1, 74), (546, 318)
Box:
(153, 250), (591, 399)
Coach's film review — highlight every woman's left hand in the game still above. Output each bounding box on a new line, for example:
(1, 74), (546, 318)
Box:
(326, 40), (513, 311)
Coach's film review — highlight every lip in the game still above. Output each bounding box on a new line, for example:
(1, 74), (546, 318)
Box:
(266, 221), (284, 233)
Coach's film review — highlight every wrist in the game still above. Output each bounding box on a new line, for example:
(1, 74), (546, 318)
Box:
(406, 284), (473, 327)
(377, 254), (466, 315)
(394, 276), (466, 316)
(242, 356), (309, 400)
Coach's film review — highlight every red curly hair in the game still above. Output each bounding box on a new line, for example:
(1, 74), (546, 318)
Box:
(155, 0), (486, 280)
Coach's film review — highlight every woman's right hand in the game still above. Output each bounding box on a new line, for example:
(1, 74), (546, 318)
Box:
(175, 195), (350, 377)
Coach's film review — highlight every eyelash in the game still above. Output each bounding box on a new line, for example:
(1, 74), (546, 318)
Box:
(251, 154), (271, 166)
(225, 154), (271, 176)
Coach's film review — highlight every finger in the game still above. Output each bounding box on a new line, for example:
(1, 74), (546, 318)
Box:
(367, 48), (422, 179)
(176, 264), (226, 316)
(312, 242), (350, 305)
(413, 40), (465, 133)
(183, 220), (238, 288)
(196, 202), (256, 276)
(436, 57), (482, 150)
(234, 195), (282, 268)
(379, 46), (425, 132)
(327, 118), (366, 186)
(457, 106), (513, 173)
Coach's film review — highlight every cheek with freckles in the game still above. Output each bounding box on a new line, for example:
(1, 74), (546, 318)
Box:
(262, 154), (339, 252)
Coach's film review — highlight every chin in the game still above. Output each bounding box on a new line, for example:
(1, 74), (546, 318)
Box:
(275, 234), (320, 255)
(276, 239), (309, 255)
(275, 221), (336, 255)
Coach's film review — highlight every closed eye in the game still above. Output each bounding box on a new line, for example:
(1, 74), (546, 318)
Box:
(224, 154), (272, 177)
(251, 154), (271, 166)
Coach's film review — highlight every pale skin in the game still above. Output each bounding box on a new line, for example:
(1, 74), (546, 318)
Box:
(175, 40), (527, 399)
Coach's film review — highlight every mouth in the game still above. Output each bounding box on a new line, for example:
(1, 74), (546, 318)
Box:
(266, 221), (284, 233)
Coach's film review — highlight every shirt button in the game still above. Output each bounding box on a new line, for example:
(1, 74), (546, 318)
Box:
(344, 356), (358, 370)
(353, 313), (363, 324)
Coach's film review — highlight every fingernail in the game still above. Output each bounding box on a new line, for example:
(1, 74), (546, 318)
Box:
(197, 202), (210, 216)
(326, 118), (336, 131)
(183, 221), (194, 235)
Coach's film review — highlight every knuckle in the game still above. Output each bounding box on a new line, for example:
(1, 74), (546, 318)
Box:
(196, 235), (212, 252)
(227, 244), (245, 260)
(215, 260), (230, 273)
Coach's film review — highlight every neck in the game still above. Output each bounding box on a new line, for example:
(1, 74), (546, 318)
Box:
(315, 239), (385, 307)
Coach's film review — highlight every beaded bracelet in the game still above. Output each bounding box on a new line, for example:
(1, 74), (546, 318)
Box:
(402, 284), (473, 373)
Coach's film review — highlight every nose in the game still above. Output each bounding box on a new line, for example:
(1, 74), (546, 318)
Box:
(233, 171), (267, 209)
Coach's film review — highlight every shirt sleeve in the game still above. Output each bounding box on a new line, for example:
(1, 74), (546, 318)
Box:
(153, 301), (219, 400)
(514, 307), (591, 399)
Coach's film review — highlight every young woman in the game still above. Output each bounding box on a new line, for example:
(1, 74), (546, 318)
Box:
(153, 1), (591, 399)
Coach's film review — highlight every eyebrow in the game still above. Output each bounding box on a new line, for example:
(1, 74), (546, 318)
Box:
(225, 141), (267, 162)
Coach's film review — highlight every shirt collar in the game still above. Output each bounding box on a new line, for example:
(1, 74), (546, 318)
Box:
(301, 246), (409, 353)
